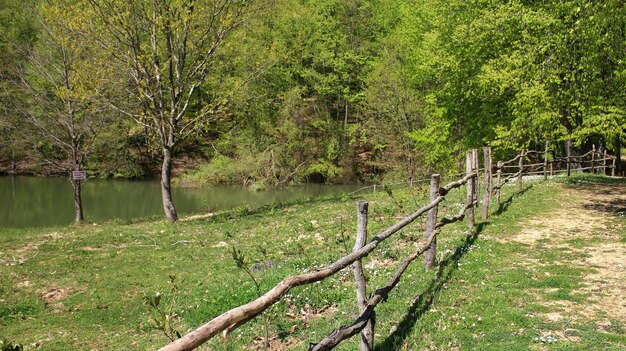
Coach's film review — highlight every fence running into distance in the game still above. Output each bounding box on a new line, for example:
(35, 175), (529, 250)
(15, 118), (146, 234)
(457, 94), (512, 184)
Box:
(159, 143), (620, 351)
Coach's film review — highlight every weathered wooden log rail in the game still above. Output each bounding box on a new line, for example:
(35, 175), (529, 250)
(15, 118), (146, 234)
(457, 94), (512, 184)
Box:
(497, 144), (619, 178)
(160, 142), (620, 351)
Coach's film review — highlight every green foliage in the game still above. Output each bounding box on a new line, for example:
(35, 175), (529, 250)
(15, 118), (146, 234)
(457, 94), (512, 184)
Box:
(179, 149), (304, 189)
(180, 154), (244, 187)
(304, 159), (343, 183)
(2, 0), (626, 183)
(0, 0), (38, 172)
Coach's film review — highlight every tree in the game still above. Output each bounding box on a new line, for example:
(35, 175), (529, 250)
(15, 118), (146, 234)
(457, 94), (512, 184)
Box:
(251, 0), (384, 182)
(574, 0), (626, 171)
(82, 0), (269, 222)
(428, 0), (626, 160)
(19, 0), (114, 223)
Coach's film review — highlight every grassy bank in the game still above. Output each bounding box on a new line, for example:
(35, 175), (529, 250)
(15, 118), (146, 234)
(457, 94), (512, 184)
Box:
(1, 175), (625, 350)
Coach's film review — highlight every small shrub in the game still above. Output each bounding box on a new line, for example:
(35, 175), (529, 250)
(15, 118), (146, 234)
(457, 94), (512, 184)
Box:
(144, 275), (184, 342)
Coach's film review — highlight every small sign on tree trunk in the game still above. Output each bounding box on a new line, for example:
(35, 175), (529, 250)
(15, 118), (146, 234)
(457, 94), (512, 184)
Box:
(72, 170), (87, 180)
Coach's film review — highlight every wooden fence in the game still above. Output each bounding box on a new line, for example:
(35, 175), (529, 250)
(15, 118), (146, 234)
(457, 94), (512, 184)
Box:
(159, 143), (620, 351)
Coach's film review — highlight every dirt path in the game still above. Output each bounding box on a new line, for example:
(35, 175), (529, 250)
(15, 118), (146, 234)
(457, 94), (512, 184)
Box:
(507, 181), (625, 333)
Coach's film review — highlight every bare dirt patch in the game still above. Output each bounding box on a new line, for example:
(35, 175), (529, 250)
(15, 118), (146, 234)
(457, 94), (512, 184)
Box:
(504, 181), (626, 323)
(365, 258), (397, 269)
(248, 336), (303, 351)
(45, 232), (64, 240)
(13, 280), (31, 289)
(40, 287), (72, 305)
(181, 212), (217, 221)
(576, 243), (626, 322)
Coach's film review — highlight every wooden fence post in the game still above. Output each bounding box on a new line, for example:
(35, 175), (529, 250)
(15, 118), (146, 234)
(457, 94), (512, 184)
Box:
(424, 174), (440, 269)
(591, 144), (596, 174)
(496, 161), (502, 205)
(518, 149), (525, 191)
(543, 141), (550, 180)
(567, 140), (572, 177)
(353, 201), (374, 350)
(550, 162), (554, 176)
(612, 156), (616, 177)
(466, 151), (475, 234)
(602, 149), (607, 175)
(481, 147), (491, 221)
(473, 149), (480, 204)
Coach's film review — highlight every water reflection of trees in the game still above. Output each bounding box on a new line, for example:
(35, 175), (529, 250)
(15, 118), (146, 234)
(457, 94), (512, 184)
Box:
(1, 177), (364, 228)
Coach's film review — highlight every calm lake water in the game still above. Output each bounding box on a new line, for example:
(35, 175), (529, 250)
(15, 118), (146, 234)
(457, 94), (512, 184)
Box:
(0, 176), (367, 229)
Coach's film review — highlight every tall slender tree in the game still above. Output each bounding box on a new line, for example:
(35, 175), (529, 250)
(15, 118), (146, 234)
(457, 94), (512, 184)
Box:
(20, 1), (113, 223)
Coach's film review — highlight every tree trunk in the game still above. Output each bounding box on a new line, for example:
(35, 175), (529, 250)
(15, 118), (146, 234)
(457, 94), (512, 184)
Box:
(566, 140), (572, 177)
(543, 140), (550, 180)
(161, 146), (178, 222)
(10, 148), (16, 175)
(616, 134), (622, 175)
(72, 178), (84, 224)
(407, 155), (414, 187)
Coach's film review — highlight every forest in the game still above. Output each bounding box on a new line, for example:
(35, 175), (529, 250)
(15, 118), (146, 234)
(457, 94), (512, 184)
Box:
(1, 0), (625, 217)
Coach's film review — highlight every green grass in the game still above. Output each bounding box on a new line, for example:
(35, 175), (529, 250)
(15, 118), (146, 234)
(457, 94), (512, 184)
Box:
(1, 175), (625, 350)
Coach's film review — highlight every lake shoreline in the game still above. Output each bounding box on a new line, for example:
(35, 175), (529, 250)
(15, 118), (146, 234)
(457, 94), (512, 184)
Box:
(0, 176), (370, 229)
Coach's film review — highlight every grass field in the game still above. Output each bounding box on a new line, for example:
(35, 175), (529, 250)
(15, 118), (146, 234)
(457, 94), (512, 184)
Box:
(1, 174), (625, 350)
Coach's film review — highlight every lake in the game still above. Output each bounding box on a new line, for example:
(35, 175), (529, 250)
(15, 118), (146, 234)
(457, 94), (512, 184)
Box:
(0, 176), (368, 229)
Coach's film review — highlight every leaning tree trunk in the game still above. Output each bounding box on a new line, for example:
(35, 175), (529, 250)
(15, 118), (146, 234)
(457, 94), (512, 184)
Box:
(72, 177), (84, 224)
(161, 146), (178, 222)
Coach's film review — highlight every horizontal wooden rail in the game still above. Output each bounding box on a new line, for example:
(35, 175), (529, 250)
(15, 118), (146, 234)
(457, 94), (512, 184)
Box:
(346, 171), (481, 197)
(525, 162), (545, 168)
(579, 150), (594, 158)
(524, 149), (550, 155)
(592, 157), (615, 163)
(500, 154), (521, 166)
(439, 172), (476, 196)
(492, 170), (522, 191)
(435, 201), (476, 229)
(525, 170), (549, 176)
(500, 162), (544, 169)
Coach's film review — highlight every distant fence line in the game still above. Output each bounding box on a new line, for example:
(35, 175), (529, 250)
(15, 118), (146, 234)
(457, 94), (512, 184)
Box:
(159, 142), (620, 351)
